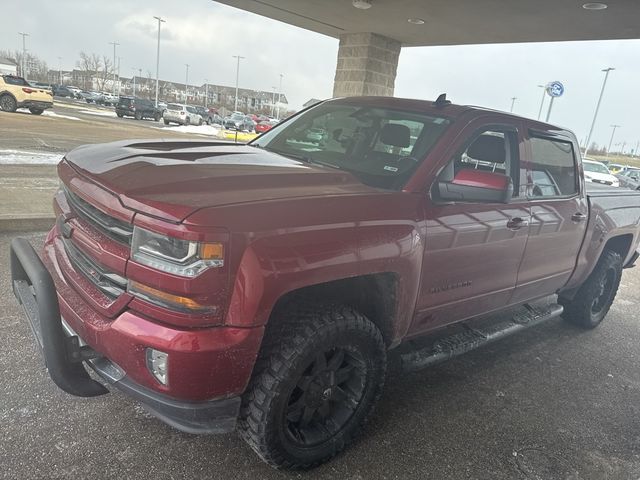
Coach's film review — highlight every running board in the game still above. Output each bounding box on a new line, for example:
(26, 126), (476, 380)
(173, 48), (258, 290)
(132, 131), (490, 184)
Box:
(401, 303), (564, 372)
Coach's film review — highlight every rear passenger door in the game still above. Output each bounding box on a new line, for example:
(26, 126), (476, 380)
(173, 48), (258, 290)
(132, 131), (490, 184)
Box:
(510, 130), (588, 304)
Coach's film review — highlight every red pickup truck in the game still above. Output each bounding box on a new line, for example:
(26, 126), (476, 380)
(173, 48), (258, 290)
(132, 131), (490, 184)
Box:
(11, 95), (640, 469)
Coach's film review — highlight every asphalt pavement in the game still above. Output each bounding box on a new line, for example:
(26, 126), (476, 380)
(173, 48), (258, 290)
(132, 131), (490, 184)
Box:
(3, 232), (640, 479)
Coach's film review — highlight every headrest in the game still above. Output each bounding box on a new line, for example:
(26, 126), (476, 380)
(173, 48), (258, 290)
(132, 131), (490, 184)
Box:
(380, 123), (411, 148)
(467, 134), (505, 163)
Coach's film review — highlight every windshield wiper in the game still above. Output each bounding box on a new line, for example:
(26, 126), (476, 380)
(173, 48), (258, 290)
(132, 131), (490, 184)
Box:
(264, 147), (342, 170)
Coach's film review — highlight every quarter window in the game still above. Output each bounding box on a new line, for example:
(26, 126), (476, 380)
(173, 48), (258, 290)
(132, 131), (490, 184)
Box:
(529, 137), (578, 197)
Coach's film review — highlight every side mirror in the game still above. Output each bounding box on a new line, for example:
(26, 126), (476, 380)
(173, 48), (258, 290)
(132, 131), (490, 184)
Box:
(436, 169), (513, 203)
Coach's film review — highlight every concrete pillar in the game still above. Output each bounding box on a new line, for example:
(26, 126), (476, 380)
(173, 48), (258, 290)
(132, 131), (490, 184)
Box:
(333, 32), (401, 98)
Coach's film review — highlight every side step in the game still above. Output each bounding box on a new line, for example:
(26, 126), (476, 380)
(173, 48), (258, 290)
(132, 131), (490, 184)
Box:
(401, 303), (563, 372)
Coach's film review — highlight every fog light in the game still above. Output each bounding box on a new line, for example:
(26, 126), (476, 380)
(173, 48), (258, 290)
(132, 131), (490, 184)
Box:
(146, 348), (169, 385)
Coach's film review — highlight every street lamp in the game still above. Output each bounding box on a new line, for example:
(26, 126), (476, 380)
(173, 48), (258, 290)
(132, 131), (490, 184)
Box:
(536, 85), (546, 120)
(204, 78), (208, 108)
(583, 67), (615, 157)
(276, 73), (284, 120)
(153, 16), (166, 107)
(608, 124), (621, 157)
(58, 57), (63, 85)
(108, 41), (119, 95)
(18, 32), (29, 78)
(509, 97), (517, 113)
(271, 86), (277, 117)
(184, 63), (189, 103)
(232, 55), (245, 111)
(132, 68), (137, 96)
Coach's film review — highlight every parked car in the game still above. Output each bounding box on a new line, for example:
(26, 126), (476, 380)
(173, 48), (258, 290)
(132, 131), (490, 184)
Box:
(583, 159), (619, 187)
(78, 91), (103, 104)
(607, 163), (625, 174)
(616, 168), (640, 190)
(163, 103), (203, 125)
(115, 96), (162, 121)
(223, 112), (255, 131)
(101, 92), (119, 106)
(29, 81), (53, 91)
(254, 120), (277, 134)
(194, 106), (223, 125)
(52, 85), (76, 98)
(0, 74), (53, 114)
(11, 96), (640, 470)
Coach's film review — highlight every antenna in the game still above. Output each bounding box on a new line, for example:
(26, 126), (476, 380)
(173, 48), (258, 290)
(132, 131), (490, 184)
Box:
(433, 93), (451, 108)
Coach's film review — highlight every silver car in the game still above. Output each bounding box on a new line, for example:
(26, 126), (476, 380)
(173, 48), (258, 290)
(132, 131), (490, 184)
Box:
(163, 104), (203, 126)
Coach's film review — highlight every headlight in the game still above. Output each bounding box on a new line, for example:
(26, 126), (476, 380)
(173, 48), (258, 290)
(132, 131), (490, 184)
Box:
(131, 227), (223, 277)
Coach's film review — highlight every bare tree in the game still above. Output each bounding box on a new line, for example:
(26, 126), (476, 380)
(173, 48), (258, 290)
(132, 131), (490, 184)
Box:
(0, 49), (48, 82)
(75, 52), (113, 91)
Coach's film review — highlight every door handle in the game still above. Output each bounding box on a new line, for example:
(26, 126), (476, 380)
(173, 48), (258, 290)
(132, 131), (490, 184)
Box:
(507, 217), (529, 230)
(571, 212), (587, 222)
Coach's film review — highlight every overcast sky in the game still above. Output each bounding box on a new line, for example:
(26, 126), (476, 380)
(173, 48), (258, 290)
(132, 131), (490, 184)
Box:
(2, 0), (638, 149)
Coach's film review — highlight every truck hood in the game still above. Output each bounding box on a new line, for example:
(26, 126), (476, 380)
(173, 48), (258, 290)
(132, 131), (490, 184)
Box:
(65, 139), (375, 222)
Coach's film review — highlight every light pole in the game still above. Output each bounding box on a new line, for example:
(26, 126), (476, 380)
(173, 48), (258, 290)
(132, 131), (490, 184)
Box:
(132, 68), (137, 96)
(117, 56), (121, 95)
(635, 140), (640, 158)
(58, 57), (63, 85)
(608, 124), (621, 156)
(509, 97), (517, 113)
(537, 85), (546, 120)
(204, 78), (208, 108)
(108, 42), (119, 95)
(184, 63), (189, 103)
(276, 73), (284, 120)
(584, 67), (615, 157)
(18, 32), (29, 78)
(271, 86), (277, 117)
(232, 55), (245, 111)
(153, 16), (166, 107)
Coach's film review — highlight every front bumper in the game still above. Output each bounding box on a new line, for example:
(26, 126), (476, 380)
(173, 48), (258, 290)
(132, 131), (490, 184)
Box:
(10, 237), (242, 434)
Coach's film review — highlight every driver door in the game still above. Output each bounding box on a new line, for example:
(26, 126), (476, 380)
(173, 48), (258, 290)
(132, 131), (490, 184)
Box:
(410, 120), (531, 335)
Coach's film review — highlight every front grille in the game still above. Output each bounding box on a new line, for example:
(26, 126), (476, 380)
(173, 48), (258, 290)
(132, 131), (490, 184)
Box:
(62, 236), (127, 299)
(64, 187), (133, 245)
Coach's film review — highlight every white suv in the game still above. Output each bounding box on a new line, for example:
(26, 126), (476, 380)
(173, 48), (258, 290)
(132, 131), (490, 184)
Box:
(163, 104), (203, 126)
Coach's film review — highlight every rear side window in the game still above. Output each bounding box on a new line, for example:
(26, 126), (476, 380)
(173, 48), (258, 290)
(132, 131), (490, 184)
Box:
(529, 136), (578, 197)
(3, 76), (28, 86)
(167, 104), (181, 111)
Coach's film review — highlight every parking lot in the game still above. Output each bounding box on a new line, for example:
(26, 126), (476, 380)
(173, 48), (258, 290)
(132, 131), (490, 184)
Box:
(2, 230), (640, 479)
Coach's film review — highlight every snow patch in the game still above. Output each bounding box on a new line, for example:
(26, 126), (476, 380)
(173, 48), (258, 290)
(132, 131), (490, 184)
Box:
(157, 124), (221, 136)
(78, 109), (117, 117)
(41, 110), (82, 121)
(0, 149), (64, 165)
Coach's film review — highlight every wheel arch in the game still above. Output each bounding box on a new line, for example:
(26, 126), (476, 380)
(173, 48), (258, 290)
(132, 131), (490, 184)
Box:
(265, 273), (400, 348)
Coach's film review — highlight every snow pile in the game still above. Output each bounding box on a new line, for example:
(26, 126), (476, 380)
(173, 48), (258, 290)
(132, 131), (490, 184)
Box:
(43, 111), (82, 121)
(157, 124), (221, 136)
(78, 109), (116, 117)
(0, 149), (64, 165)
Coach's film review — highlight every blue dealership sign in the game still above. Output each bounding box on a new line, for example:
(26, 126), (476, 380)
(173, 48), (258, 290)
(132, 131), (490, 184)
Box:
(546, 81), (564, 97)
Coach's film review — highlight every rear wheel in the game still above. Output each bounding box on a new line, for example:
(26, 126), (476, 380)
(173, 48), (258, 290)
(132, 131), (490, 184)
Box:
(0, 94), (17, 112)
(154, 113), (161, 122)
(164, 119), (170, 125)
(134, 111), (143, 120)
(29, 108), (44, 115)
(559, 250), (623, 329)
(185, 117), (191, 126)
(238, 303), (386, 469)
(116, 112), (124, 118)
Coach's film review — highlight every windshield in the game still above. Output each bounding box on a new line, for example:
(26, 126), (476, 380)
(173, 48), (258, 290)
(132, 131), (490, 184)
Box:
(584, 162), (610, 174)
(251, 102), (450, 190)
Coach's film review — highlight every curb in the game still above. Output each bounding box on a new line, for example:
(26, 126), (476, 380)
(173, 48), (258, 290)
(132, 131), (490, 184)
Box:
(0, 215), (55, 233)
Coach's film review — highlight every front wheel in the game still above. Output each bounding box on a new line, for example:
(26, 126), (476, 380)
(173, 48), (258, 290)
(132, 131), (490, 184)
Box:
(559, 250), (623, 329)
(29, 108), (44, 115)
(164, 119), (170, 125)
(154, 113), (161, 122)
(238, 304), (386, 469)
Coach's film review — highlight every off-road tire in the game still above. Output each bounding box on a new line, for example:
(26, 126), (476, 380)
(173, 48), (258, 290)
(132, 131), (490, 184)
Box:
(154, 113), (161, 122)
(134, 111), (143, 120)
(29, 108), (44, 115)
(0, 94), (17, 112)
(238, 303), (386, 470)
(163, 119), (170, 125)
(559, 250), (623, 329)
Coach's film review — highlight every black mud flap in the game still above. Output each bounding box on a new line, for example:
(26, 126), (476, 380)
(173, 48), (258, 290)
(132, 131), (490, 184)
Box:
(10, 238), (108, 397)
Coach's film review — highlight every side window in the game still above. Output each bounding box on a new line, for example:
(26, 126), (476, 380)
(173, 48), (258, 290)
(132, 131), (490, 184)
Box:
(437, 128), (522, 198)
(529, 137), (578, 197)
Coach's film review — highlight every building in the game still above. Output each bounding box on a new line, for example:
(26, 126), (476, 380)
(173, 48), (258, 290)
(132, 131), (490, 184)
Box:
(0, 57), (18, 75)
